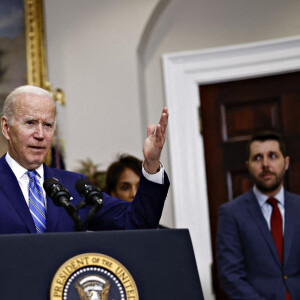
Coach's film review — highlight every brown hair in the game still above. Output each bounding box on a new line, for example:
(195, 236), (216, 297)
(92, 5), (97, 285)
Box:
(246, 130), (288, 159)
(105, 154), (142, 194)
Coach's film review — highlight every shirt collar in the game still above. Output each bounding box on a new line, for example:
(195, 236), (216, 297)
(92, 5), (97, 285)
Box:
(253, 184), (285, 208)
(5, 152), (44, 180)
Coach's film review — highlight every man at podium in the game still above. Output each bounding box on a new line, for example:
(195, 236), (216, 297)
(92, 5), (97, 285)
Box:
(0, 85), (169, 234)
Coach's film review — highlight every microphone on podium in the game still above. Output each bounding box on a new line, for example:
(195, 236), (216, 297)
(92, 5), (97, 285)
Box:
(43, 178), (83, 231)
(75, 178), (103, 226)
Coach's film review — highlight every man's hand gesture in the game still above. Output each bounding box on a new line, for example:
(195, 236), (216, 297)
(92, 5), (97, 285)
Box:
(143, 107), (169, 174)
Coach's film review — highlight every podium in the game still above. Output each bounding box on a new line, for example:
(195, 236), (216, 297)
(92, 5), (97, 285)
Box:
(0, 229), (204, 299)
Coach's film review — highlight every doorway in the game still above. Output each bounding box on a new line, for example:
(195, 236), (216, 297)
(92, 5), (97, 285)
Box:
(200, 71), (300, 299)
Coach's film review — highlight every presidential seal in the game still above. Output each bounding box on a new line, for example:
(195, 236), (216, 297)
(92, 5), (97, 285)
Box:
(49, 253), (139, 300)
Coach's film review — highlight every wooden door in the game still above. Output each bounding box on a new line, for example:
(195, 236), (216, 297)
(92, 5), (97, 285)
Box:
(200, 71), (300, 300)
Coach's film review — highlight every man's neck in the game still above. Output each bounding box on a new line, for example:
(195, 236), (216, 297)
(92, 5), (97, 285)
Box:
(256, 184), (284, 198)
(5, 152), (44, 178)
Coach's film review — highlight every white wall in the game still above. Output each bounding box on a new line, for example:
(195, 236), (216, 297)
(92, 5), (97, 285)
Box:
(44, 0), (300, 299)
(44, 0), (159, 170)
(44, 0), (176, 230)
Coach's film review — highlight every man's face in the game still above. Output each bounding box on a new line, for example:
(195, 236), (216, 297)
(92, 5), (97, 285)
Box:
(1, 93), (55, 170)
(111, 168), (140, 202)
(246, 140), (290, 196)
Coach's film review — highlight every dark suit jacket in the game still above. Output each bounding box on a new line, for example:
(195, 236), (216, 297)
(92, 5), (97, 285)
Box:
(217, 188), (300, 300)
(0, 155), (169, 234)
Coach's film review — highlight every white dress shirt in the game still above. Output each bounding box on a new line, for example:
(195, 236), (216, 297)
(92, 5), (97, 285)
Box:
(142, 162), (164, 184)
(253, 185), (285, 233)
(5, 152), (46, 207)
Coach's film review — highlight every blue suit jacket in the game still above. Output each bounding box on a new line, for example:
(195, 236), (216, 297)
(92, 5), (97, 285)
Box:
(0, 155), (169, 234)
(217, 189), (300, 300)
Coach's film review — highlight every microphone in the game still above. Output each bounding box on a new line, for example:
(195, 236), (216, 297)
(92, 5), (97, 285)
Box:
(43, 178), (83, 231)
(75, 178), (103, 225)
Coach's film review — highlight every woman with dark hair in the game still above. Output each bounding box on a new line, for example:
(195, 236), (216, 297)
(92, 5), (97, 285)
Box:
(105, 154), (143, 202)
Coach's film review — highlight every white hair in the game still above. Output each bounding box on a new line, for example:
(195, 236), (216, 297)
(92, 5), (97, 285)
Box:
(2, 85), (55, 125)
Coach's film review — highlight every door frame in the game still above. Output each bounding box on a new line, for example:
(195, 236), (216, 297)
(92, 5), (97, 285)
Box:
(162, 35), (300, 300)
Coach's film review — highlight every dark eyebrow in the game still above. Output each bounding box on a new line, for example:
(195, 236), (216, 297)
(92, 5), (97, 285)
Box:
(119, 181), (131, 185)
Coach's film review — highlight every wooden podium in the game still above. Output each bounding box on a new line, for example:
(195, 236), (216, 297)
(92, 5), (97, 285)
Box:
(0, 229), (204, 299)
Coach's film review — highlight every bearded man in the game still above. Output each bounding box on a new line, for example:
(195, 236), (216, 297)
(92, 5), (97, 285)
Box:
(217, 131), (300, 300)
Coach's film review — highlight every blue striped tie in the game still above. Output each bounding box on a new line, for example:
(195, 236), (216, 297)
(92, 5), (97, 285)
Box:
(27, 170), (46, 233)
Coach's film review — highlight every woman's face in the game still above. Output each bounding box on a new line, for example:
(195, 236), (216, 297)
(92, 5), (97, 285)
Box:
(111, 168), (140, 202)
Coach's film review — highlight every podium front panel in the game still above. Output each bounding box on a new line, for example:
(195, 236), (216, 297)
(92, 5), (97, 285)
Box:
(0, 229), (204, 299)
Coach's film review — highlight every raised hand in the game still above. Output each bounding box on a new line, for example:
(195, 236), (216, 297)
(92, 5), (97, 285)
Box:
(143, 107), (168, 174)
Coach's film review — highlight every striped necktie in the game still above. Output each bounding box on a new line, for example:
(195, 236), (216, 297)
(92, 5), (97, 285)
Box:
(27, 170), (47, 233)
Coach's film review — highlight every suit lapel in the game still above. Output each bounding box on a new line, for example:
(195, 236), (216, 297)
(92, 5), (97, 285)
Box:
(43, 165), (63, 232)
(0, 155), (36, 233)
(283, 191), (295, 266)
(245, 190), (282, 267)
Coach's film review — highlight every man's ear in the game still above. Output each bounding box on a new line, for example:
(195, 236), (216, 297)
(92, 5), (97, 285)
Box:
(245, 160), (249, 168)
(285, 156), (290, 171)
(1, 116), (10, 141)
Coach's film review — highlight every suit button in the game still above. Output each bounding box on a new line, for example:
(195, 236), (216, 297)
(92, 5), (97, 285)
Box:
(284, 275), (288, 280)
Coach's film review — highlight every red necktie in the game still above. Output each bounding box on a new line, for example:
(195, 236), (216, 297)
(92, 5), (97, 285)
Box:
(267, 198), (292, 300)
(267, 197), (283, 262)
